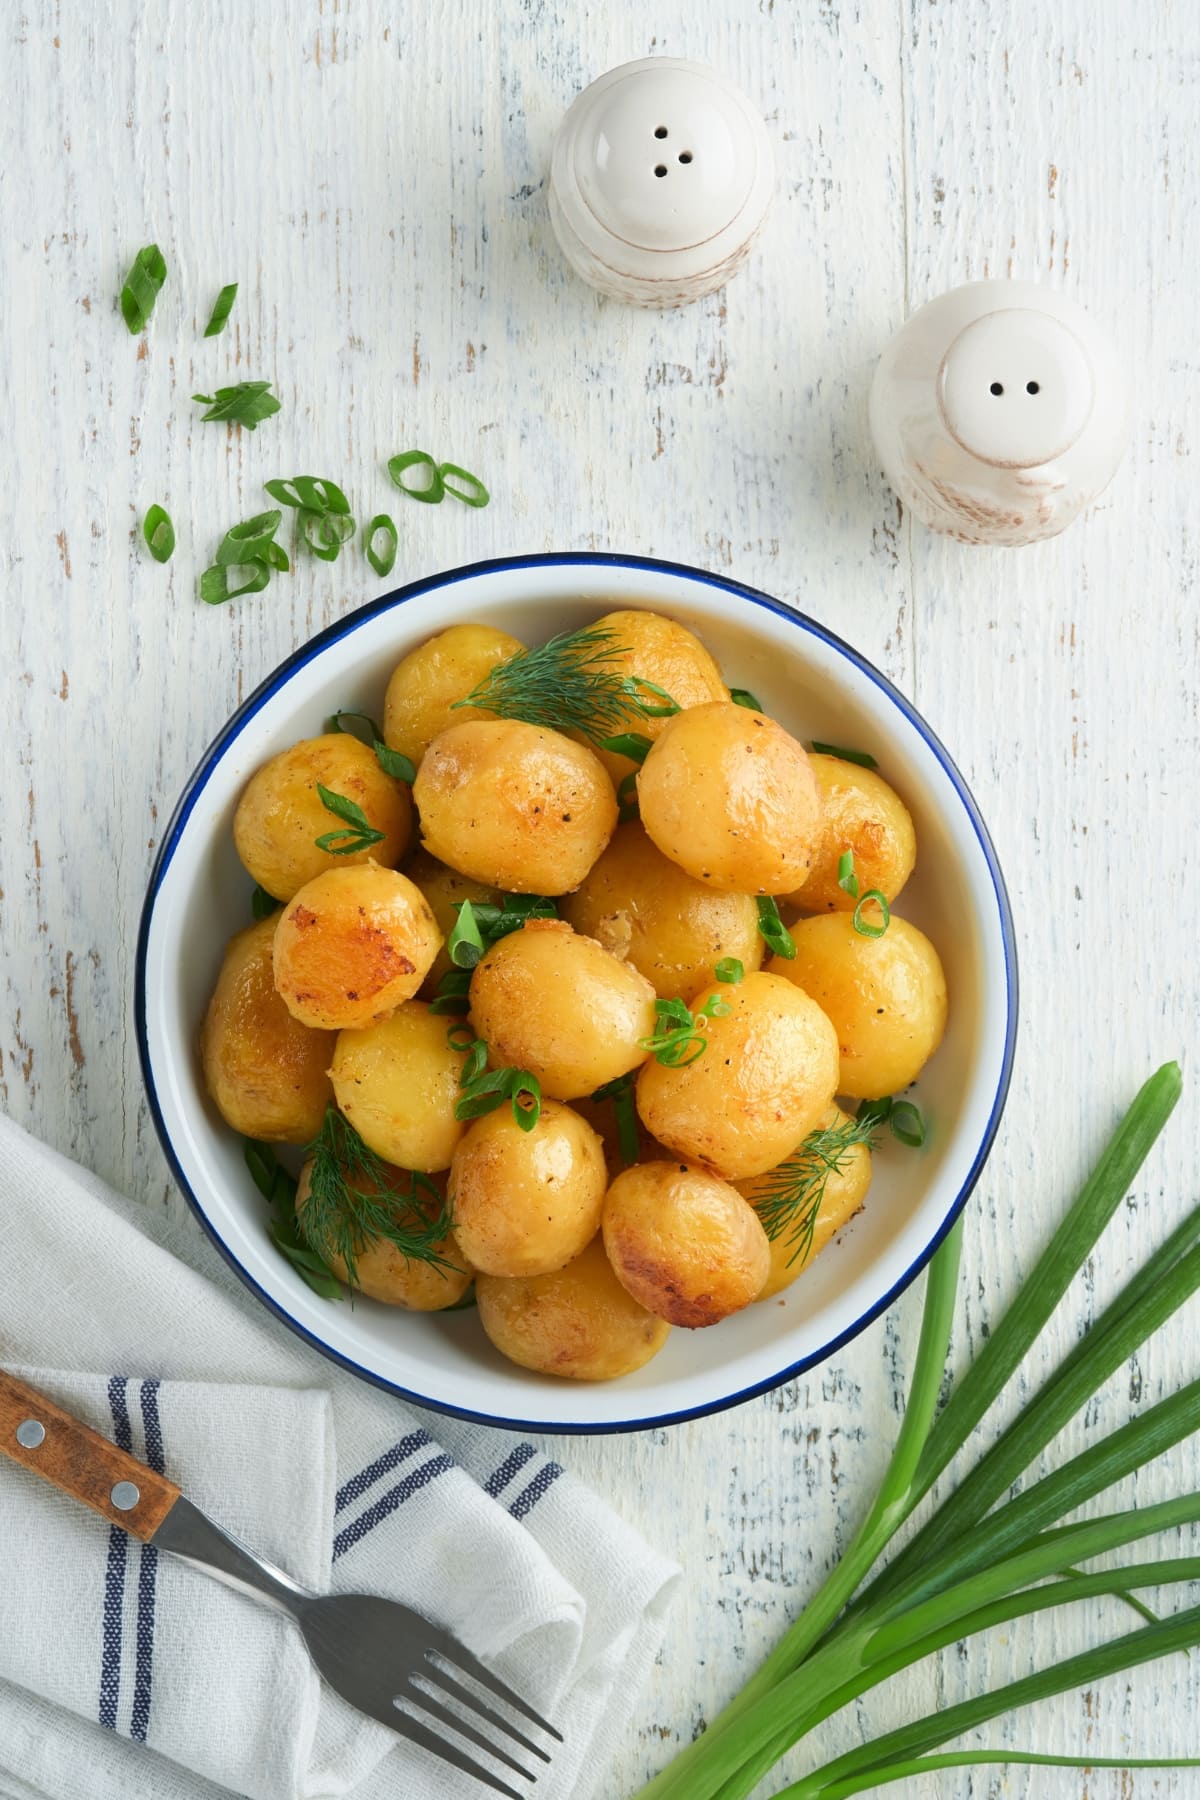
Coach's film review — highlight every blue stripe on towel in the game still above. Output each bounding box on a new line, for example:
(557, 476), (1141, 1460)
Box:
(129, 1379), (164, 1743)
(335, 1430), (432, 1514)
(98, 1377), (132, 1730)
(483, 1442), (537, 1498)
(509, 1462), (563, 1521)
(333, 1454), (454, 1561)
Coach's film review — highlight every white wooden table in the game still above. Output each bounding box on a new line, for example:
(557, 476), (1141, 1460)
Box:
(3, 3), (1198, 1795)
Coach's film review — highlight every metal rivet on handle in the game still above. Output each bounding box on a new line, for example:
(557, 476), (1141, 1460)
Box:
(111, 1481), (140, 1511)
(15, 1419), (45, 1449)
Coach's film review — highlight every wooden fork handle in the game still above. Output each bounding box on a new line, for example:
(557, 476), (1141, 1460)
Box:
(0, 1368), (181, 1542)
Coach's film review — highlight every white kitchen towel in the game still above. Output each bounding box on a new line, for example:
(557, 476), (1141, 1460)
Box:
(0, 1114), (680, 1800)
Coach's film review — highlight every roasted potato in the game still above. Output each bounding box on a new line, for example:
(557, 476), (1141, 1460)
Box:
(786, 756), (916, 914)
(382, 623), (526, 767)
(233, 733), (412, 902)
(469, 920), (656, 1100)
(295, 1162), (472, 1310)
(637, 703), (824, 894)
(736, 1104), (873, 1299)
(199, 914), (335, 1142)
(273, 864), (442, 1031)
(330, 1001), (468, 1171)
(403, 851), (502, 998)
(602, 1160), (770, 1326)
(413, 720), (617, 894)
(772, 913), (948, 1099)
(476, 1238), (669, 1380)
(448, 1099), (607, 1277)
(635, 972), (839, 1181)
(560, 823), (764, 1002)
(588, 609), (728, 784)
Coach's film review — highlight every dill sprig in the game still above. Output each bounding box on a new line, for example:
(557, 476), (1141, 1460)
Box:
(298, 1106), (458, 1294)
(750, 1111), (878, 1270)
(453, 625), (678, 745)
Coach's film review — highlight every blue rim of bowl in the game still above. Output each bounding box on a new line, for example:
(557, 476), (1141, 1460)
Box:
(136, 551), (1018, 1435)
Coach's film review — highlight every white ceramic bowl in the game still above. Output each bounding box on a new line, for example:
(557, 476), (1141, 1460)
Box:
(137, 553), (1016, 1433)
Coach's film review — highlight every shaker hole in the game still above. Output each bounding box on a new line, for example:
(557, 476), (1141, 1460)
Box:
(654, 165), (668, 177)
(654, 126), (668, 139)
(1026, 380), (1040, 394)
(679, 151), (693, 164)
(989, 381), (1004, 396)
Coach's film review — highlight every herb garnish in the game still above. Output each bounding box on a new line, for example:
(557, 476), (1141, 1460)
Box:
(599, 731), (654, 764)
(301, 510), (356, 562)
(756, 895), (796, 959)
(715, 957), (744, 984)
(326, 709), (415, 783)
(192, 380), (281, 429)
(591, 1071), (640, 1167)
(120, 244), (166, 334)
(445, 895), (559, 972)
(730, 687), (764, 711)
(251, 884), (277, 921)
(638, 992), (730, 1068)
(364, 513), (398, 577)
(203, 282), (238, 338)
(388, 449), (445, 502)
(216, 510), (283, 565)
(748, 1103), (921, 1270)
(838, 849), (892, 937)
(314, 784), (386, 855)
(811, 740), (879, 769)
(456, 626), (679, 746)
(199, 563), (271, 606)
(265, 476), (352, 515)
(439, 462), (490, 508)
(244, 1137), (342, 1299)
(448, 1024), (542, 1132)
(616, 770), (641, 824)
(142, 504), (175, 563)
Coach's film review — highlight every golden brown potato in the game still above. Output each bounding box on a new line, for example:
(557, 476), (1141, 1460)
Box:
(330, 1002), (468, 1172)
(296, 1162), (472, 1310)
(772, 914), (948, 1099)
(273, 864), (442, 1031)
(635, 972), (839, 1181)
(786, 757), (917, 915)
(448, 1099), (607, 1276)
(233, 734), (412, 903)
(587, 609), (728, 784)
(602, 1160), (770, 1327)
(469, 920), (656, 1100)
(560, 823), (764, 1001)
(736, 1105), (873, 1300)
(382, 623), (526, 767)
(637, 703), (824, 894)
(477, 1238), (669, 1380)
(413, 720), (617, 895)
(403, 851), (502, 998)
(200, 915), (335, 1142)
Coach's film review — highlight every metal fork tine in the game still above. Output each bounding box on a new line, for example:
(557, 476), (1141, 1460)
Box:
(388, 1702), (526, 1800)
(421, 1662), (553, 1763)
(429, 1638), (565, 1741)
(405, 1679), (539, 1781)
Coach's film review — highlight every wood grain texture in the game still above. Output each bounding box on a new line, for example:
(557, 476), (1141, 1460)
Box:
(0, 1369), (181, 1542)
(0, 2), (1197, 1796)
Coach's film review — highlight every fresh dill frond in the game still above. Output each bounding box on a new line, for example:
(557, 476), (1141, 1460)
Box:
(452, 626), (678, 745)
(750, 1113), (879, 1271)
(298, 1106), (459, 1294)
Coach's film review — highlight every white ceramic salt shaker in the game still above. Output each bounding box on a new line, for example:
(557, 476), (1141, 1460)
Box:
(869, 280), (1131, 545)
(548, 57), (774, 308)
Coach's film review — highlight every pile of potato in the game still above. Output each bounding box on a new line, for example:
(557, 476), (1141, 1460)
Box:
(200, 609), (948, 1382)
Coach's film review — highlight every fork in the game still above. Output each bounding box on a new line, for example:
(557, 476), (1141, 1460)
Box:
(0, 1369), (561, 1797)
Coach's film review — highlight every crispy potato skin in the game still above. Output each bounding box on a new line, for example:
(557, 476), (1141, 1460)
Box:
(272, 864), (442, 1031)
(403, 850), (502, 998)
(382, 623), (526, 766)
(295, 1161), (473, 1310)
(330, 1001), (468, 1172)
(637, 703), (824, 894)
(200, 915), (335, 1142)
(588, 609), (729, 784)
(772, 914), (948, 1099)
(233, 733), (412, 902)
(469, 920), (656, 1101)
(786, 757), (917, 914)
(448, 1099), (607, 1277)
(413, 720), (617, 894)
(636, 972), (840, 1181)
(477, 1238), (669, 1380)
(560, 823), (764, 1002)
(602, 1160), (770, 1327)
(736, 1105), (873, 1299)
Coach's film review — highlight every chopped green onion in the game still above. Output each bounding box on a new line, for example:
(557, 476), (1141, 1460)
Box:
(257, 539), (291, 572)
(120, 244), (166, 334)
(453, 1039), (543, 1132)
(326, 710), (415, 783)
(215, 510), (284, 566)
(438, 461), (490, 508)
(313, 784), (386, 855)
(430, 969), (473, 1016)
(599, 732), (654, 764)
(730, 688), (764, 712)
(591, 1073), (640, 1167)
(616, 770), (640, 824)
(889, 1100), (925, 1146)
(251, 885), (277, 920)
(142, 504), (175, 563)
(630, 680), (679, 718)
(300, 509), (356, 562)
(448, 899), (487, 969)
(202, 282), (238, 338)
(756, 896), (796, 959)
(715, 958), (744, 984)
(192, 380), (281, 429)
(811, 741), (879, 769)
(199, 562), (271, 605)
(837, 851), (860, 900)
(264, 476), (351, 515)
(638, 993), (728, 1068)
(364, 513), (398, 577)
(388, 449), (444, 503)
(856, 1095), (894, 1131)
(852, 889), (891, 937)
(446, 1022), (477, 1052)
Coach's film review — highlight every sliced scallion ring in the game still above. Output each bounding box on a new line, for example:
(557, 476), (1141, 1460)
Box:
(438, 461), (490, 508)
(215, 510), (284, 566)
(388, 449), (444, 503)
(142, 504), (175, 563)
(853, 889), (891, 937)
(199, 562), (272, 605)
(300, 510), (356, 562)
(264, 476), (351, 515)
(364, 513), (398, 577)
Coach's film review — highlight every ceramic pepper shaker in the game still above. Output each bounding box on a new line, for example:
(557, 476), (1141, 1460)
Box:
(868, 279), (1132, 545)
(548, 57), (774, 308)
